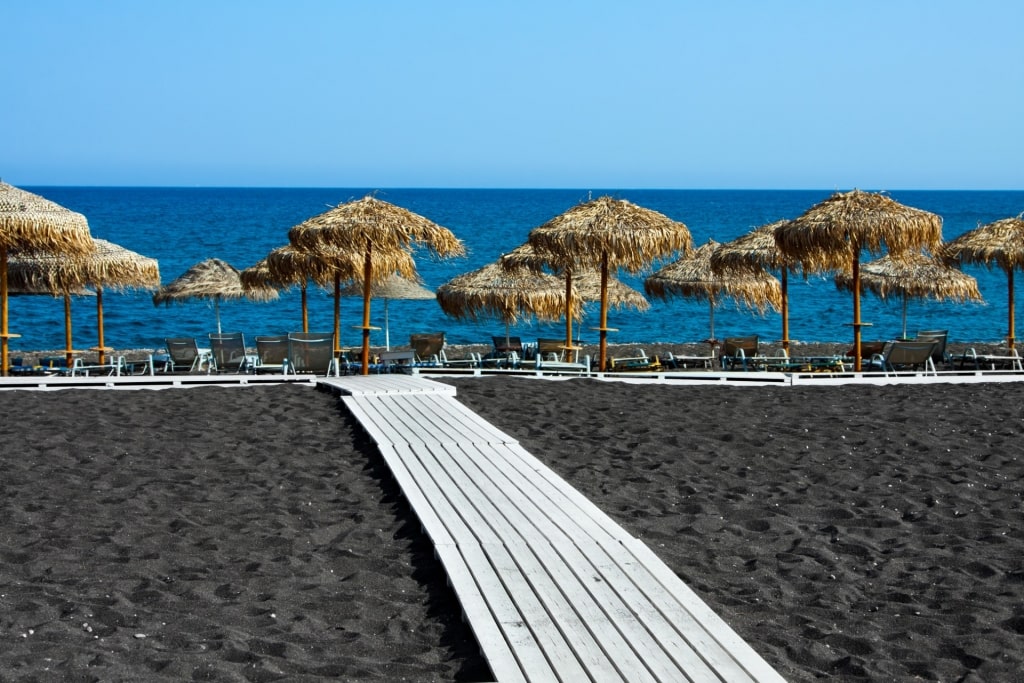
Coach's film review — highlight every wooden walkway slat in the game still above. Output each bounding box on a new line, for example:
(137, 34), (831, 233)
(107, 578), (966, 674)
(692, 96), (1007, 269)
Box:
(322, 375), (786, 683)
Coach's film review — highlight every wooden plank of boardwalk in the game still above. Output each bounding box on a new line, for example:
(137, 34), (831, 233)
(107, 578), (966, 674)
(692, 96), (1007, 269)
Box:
(322, 375), (785, 683)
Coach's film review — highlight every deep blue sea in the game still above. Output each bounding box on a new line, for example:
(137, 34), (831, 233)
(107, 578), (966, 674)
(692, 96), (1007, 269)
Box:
(12, 187), (1024, 352)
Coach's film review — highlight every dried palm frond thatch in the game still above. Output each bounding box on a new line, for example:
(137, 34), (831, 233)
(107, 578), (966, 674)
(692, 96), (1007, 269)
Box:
(288, 195), (464, 373)
(939, 215), (1024, 347)
(436, 261), (581, 348)
(711, 220), (797, 348)
(774, 190), (943, 369)
(9, 239), (160, 364)
(835, 251), (982, 339)
(339, 274), (435, 350)
(499, 241), (648, 347)
(0, 182), (96, 374)
(154, 258), (278, 334)
(645, 240), (782, 341)
(527, 195), (692, 370)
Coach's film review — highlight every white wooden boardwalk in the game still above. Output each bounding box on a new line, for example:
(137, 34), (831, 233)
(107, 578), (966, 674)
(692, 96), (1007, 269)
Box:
(321, 374), (786, 683)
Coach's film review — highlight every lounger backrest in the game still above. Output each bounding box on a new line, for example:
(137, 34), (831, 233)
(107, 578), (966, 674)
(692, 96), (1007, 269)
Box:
(722, 335), (758, 358)
(885, 340), (937, 368)
(492, 335), (523, 353)
(537, 338), (567, 360)
(410, 332), (445, 360)
(287, 331), (337, 374)
(209, 332), (247, 371)
(915, 330), (948, 363)
(165, 337), (199, 366)
(255, 334), (289, 367)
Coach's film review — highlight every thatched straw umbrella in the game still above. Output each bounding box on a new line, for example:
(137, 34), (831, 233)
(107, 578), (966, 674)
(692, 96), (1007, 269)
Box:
(436, 260), (581, 346)
(339, 273), (434, 350)
(527, 196), (692, 371)
(711, 220), (798, 351)
(939, 216), (1024, 349)
(288, 195), (464, 374)
(835, 251), (982, 340)
(645, 239), (782, 344)
(8, 238), (160, 365)
(0, 182), (95, 374)
(775, 190), (943, 370)
(154, 258), (278, 334)
(253, 242), (418, 353)
(499, 242), (649, 350)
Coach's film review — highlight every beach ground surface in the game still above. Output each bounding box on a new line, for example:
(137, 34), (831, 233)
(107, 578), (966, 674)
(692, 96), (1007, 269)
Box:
(2, 378), (1023, 682)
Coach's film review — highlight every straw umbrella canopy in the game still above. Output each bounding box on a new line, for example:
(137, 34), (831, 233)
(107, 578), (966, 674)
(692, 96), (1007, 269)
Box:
(154, 258), (278, 333)
(436, 260), (581, 345)
(288, 195), (465, 374)
(645, 239), (782, 343)
(711, 220), (798, 350)
(339, 273), (434, 350)
(834, 251), (981, 340)
(526, 196), (693, 371)
(0, 181), (95, 374)
(252, 242), (418, 351)
(8, 238), (160, 365)
(774, 190), (943, 370)
(939, 215), (1024, 348)
(499, 242), (649, 350)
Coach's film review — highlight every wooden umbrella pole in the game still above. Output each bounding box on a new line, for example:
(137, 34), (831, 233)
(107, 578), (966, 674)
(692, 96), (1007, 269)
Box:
(708, 298), (715, 341)
(852, 251), (862, 372)
(333, 273), (341, 357)
(1, 246), (8, 376)
(96, 288), (106, 365)
(564, 270), (573, 350)
(1008, 268), (1016, 350)
(598, 252), (609, 372)
(64, 292), (74, 369)
(781, 269), (790, 352)
(301, 284), (309, 333)
(360, 242), (372, 376)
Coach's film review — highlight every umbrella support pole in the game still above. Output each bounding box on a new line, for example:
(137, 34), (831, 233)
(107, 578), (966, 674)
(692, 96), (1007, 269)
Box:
(64, 292), (74, 369)
(360, 243), (372, 375)
(853, 252), (862, 371)
(781, 269), (790, 352)
(598, 254), (609, 372)
(302, 285), (309, 333)
(96, 288), (106, 366)
(1008, 268), (1016, 350)
(564, 271), (573, 350)
(333, 274), (342, 358)
(0, 246), (8, 376)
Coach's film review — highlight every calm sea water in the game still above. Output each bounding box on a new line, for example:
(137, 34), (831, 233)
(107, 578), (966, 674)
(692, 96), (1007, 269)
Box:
(12, 187), (1024, 352)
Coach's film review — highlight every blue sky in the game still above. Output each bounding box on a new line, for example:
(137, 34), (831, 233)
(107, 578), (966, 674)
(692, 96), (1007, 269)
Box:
(3, 1), (1022, 189)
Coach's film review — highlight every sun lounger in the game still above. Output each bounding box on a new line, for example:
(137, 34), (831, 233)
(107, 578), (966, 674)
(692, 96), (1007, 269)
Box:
(720, 335), (758, 370)
(607, 349), (660, 372)
(867, 340), (938, 375)
(956, 347), (1023, 371)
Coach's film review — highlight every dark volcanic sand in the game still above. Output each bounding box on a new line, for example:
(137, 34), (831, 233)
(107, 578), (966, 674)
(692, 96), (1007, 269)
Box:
(0, 384), (489, 682)
(442, 377), (1024, 682)
(3, 379), (1024, 682)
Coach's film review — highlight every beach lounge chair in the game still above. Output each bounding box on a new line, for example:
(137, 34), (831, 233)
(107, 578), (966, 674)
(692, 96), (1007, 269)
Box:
(661, 348), (716, 369)
(165, 337), (213, 373)
(208, 332), (252, 373)
(914, 329), (949, 367)
(284, 331), (340, 377)
(253, 334), (290, 374)
(439, 349), (481, 368)
(867, 339), (938, 375)
(720, 335), (758, 370)
(607, 349), (660, 372)
(409, 332), (445, 366)
(530, 338), (590, 373)
(484, 335), (523, 367)
(956, 346), (1023, 371)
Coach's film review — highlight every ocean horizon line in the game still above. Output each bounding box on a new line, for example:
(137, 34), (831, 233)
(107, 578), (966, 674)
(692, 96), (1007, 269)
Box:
(19, 184), (1024, 193)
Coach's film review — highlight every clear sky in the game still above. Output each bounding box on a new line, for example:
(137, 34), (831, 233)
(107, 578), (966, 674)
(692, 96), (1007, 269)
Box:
(3, 1), (1022, 189)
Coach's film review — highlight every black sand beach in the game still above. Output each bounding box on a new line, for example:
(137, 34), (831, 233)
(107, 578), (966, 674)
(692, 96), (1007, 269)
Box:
(445, 377), (1024, 682)
(2, 378), (1023, 681)
(0, 385), (488, 682)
